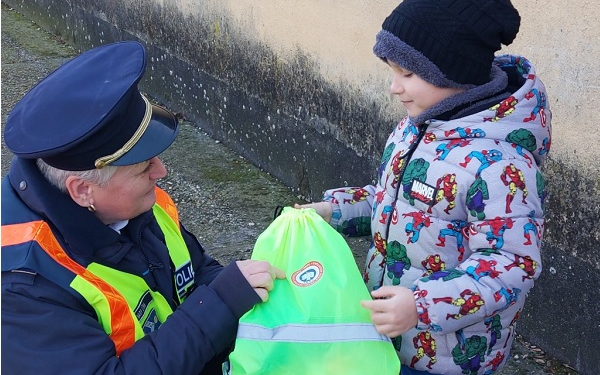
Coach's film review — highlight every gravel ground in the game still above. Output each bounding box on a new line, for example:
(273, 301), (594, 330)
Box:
(0, 4), (579, 374)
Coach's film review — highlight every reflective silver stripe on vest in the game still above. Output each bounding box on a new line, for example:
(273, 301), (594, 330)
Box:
(237, 323), (392, 343)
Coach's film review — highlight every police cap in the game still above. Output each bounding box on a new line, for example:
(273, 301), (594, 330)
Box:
(4, 41), (179, 170)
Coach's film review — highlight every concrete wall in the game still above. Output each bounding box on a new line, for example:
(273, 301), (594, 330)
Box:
(3, 0), (599, 373)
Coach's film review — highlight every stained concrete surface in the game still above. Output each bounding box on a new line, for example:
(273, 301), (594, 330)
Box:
(0, 5), (580, 375)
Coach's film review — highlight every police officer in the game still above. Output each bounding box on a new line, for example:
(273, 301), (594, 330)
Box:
(1, 41), (284, 374)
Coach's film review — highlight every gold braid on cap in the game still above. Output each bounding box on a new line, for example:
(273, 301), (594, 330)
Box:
(94, 94), (152, 169)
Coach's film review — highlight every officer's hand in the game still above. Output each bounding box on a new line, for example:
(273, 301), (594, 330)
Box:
(294, 202), (333, 223)
(237, 260), (285, 302)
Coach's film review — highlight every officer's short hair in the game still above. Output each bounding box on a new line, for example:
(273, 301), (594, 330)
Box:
(36, 159), (118, 193)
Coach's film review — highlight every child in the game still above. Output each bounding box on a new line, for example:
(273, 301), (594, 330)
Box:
(297, 0), (551, 374)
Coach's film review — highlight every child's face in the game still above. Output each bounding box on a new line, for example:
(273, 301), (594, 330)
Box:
(388, 61), (465, 118)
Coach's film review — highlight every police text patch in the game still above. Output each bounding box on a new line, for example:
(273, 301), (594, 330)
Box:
(175, 261), (195, 300)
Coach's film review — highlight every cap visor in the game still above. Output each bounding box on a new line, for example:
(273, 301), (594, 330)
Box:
(110, 105), (179, 166)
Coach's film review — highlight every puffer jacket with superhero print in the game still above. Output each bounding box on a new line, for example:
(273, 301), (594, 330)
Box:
(324, 55), (551, 375)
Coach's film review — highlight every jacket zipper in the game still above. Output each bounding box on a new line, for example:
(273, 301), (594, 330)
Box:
(136, 215), (182, 308)
(383, 121), (430, 244)
(137, 216), (164, 278)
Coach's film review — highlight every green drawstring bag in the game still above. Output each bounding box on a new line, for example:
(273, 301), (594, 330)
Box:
(226, 207), (400, 375)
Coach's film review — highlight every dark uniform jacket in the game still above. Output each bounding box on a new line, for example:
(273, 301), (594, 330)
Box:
(1, 157), (259, 374)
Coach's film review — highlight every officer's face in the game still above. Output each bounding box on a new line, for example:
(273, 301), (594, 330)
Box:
(91, 156), (167, 224)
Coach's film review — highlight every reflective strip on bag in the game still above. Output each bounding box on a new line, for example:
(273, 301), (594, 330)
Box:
(236, 322), (392, 343)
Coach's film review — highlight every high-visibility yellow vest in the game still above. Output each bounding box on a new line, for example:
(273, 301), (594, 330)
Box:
(1, 187), (194, 356)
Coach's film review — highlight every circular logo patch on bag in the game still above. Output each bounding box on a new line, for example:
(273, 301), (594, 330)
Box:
(292, 261), (323, 287)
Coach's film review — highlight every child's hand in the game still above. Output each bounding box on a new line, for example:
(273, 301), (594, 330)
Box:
(294, 202), (333, 223)
(361, 286), (419, 338)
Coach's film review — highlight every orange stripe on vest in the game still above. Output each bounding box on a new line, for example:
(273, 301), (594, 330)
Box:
(2, 220), (136, 355)
(155, 187), (179, 225)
